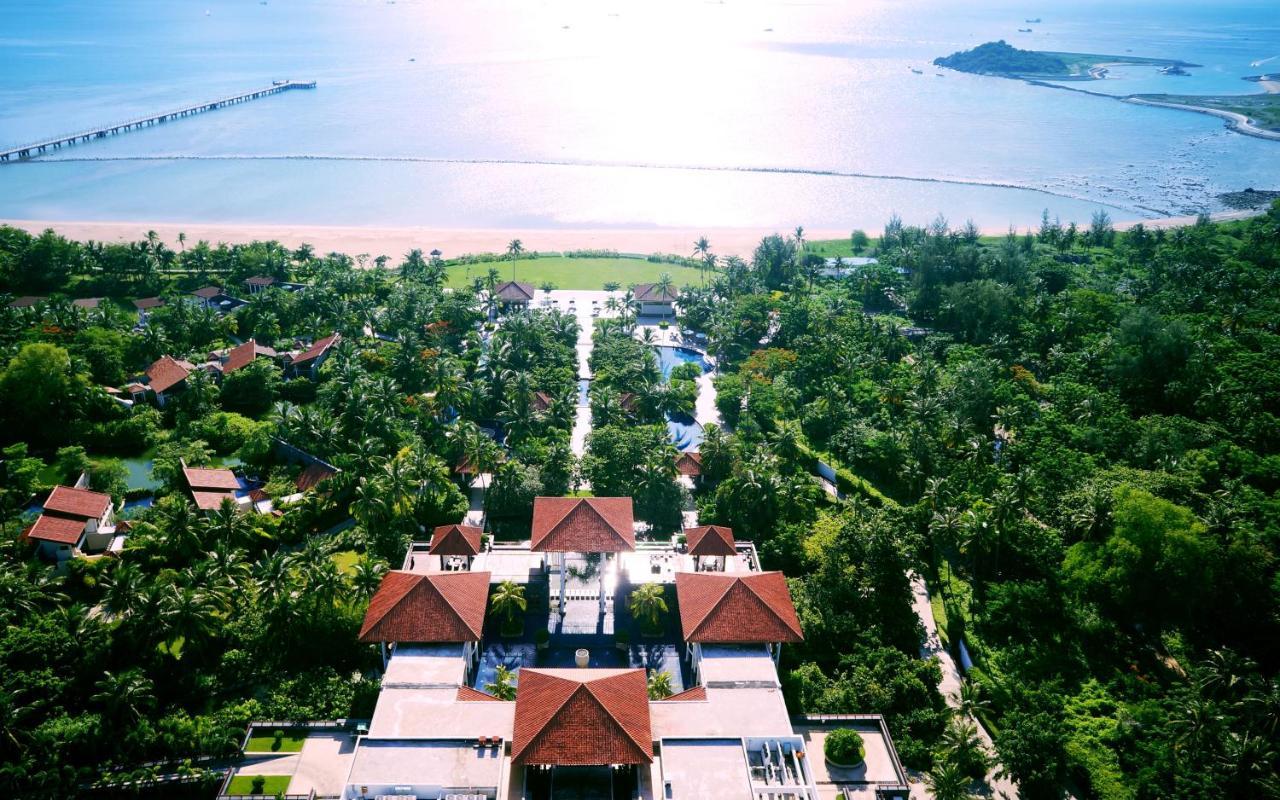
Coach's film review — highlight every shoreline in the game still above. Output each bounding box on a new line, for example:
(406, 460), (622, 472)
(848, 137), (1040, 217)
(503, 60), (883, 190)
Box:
(0, 210), (1268, 259)
(1124, 97), (1280, 142)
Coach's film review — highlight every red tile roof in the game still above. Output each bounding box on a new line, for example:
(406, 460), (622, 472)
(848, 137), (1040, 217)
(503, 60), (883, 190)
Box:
(295, 462), (338, 492)
(27, 514), (88, 545)
(675, 451), (703, 476)
(191, 286), (222, 299)
(532, 391), (554, 411)
(684, 525), (736, 557)
(43, 485), (112, 519)
(530, 497), (635, 553)
(675, 572), (804, 644)
(358, 571), (490, 643)
(456, 686), (505, 702)
(132, 296), (164, 310)
(8, 296), (46, 308)
(244, 275), (276, 286)
(72, 297), (101, 309)
(661, 686), (708, 702)
(618, 392), (638, 412)
(183, 464), (240, 491)
(192, 490), (237, 511)
(512, 669), (653, 766)
(291, 332), (340, 365)
(632, 283), (678, 303)
(145, 355), (191, 394)
(494, 281), (535, 302)
(429, 524), (483, 556)
(223, 339), (275, 373)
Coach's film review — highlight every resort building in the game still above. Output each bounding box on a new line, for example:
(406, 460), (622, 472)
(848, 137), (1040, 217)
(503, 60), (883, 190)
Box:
(631, 283), (678, 318)
(25, 483), (119, 561)
(216, 338), (277, 374)
(492, 281), (536, 313)
(7, 295), (46, 309)
(291, 494), (911, 800)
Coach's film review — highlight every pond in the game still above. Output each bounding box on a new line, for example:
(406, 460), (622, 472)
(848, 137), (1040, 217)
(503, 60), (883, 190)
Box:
(654, 346), (710, 380)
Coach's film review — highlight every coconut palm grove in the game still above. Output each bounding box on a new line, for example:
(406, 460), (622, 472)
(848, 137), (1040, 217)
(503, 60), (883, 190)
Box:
(1, 205), (1279, 798)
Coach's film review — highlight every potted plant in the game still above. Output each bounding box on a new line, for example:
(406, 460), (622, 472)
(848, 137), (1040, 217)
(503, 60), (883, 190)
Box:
(659, 319), (670, 330)
(823, 728), (866, 769)
(534, 628), (550, 651)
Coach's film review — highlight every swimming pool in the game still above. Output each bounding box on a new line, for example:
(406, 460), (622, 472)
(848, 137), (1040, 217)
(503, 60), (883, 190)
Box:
(655, 346), (710, 380)
(667, 413), (703, 452)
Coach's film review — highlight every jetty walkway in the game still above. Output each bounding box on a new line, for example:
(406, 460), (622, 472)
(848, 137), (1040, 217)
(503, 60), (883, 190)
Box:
(0, 80), (316, 162)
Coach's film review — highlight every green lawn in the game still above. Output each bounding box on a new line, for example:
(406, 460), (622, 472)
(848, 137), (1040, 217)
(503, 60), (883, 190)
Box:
(226, 774), (292, 795)
(332, 550), (360, 576)
(444, 256), (704, 290)
(244, 731), (308, 753)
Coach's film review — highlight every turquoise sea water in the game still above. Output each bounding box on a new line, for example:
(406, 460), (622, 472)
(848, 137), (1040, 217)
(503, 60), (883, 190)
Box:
(0, 0), (1277, 230)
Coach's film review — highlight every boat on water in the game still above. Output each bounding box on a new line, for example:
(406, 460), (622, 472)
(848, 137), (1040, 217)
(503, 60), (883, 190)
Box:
(1018, 28), (1033, 33)
(1025, 17), (1041, 23)
(910, 68), (923, 74)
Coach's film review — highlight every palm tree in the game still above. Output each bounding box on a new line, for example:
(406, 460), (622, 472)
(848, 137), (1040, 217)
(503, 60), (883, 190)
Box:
(485, 665), (517, 701)
(628, 583), (668, 633)
(92, 669), (155, 723)
(506, 239), (524, 280)
(490, 581), (527, 634)
(692, 236), (711, 286)
(647, 670), (674, 700)
(654, 272), (675, 302)
(925, 760), (975, 800)
(350, 558), (388, 600)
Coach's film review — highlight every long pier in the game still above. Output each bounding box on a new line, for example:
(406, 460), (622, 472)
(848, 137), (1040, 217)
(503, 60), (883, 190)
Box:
(0, 80), (316, 163)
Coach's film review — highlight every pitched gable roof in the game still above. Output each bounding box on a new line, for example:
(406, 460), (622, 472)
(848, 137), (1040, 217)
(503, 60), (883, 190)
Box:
(244, 275), (276, 286)
(192, 286), (222, 299)
(632, 283), (678, 303)
(661, 685), (707, 702)
(494, 281), (535, 302)
(457, 686), (504, 702)
(182, 464), (240, 491)
(223, 339), (274, 373)
(43, 485), (112, 519)
(512, 669), (653, 766)
(72, 297), (101, 309)
(675, 572), (803, 644)
(530, 497), (635, 552)
(429, 524), (483, 556)
(132, 296), (164, 310)
(358, 571), (490, 643)
(675, 451), (703, 476)
(8, 296), (46, 309)
(532, 391), (555, 412)
(684, 525), (736, 557)
(145, 355), (191, 394)
(295, 462), (338, 492)
(26, 514), (88, 545)
(192, 490), (237, 511)
(291, 332), (339, 365)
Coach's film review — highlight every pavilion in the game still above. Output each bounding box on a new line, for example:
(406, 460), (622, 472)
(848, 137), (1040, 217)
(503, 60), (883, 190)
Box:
(530, 496), (635, 614)
(359, 570), (491, 673)
(675, 571), (804, 668)
(683, 524), (736, 571)
(428, 523), (484, 571)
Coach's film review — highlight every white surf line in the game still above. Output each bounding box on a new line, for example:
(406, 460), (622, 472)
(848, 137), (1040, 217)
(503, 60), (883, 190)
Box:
(17, 153), (1145, 215)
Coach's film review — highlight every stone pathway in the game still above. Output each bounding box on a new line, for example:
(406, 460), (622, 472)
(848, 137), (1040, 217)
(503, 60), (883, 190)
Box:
(910, 572), (1019, 800)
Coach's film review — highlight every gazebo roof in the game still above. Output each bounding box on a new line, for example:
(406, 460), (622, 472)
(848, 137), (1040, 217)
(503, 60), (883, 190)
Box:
(530, 497), (635, 553)
(429, 524), (483, 556)
(494, 281), (536, 302)
(358, 571), (491, 643)
(684, 525), (736, 557)
(512, 669), (653, 766)
(675, 451), (703, 476)
(675, 572), (804, 644)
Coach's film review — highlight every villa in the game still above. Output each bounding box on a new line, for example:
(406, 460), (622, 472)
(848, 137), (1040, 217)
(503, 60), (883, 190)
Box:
(181, 460), (244, 512)
(216, 338), (278, 374)
(286, 332), (341, 378)
(249, 494), (911, 800)
(142, 354), (194, 406)
(25, 483), (118, 561)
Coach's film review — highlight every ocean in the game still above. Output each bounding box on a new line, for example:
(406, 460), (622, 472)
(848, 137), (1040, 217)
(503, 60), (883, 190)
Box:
(0, 0), (1277, 231)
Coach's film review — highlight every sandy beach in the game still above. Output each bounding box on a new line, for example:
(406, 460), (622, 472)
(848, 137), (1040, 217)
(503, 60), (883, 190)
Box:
(0, 210), (1265, 260)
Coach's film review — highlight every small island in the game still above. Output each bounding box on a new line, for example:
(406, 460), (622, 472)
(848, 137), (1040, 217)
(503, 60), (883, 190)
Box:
(933, 40), (1199, 81)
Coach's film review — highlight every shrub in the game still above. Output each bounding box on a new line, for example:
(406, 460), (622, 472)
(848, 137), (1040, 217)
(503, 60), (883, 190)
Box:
(824, 728), (866, 766)
(251, 775), (266, 793)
